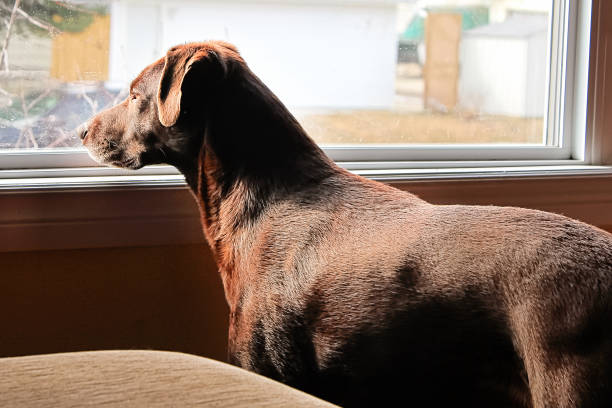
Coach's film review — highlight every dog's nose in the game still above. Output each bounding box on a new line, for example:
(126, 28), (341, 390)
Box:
(77, 123), (89, 142)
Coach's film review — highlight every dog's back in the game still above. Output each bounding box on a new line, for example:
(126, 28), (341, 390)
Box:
(227, 169), (612, 407)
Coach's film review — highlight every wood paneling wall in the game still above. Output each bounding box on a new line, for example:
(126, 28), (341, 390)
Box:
(0, 244), (228, 361)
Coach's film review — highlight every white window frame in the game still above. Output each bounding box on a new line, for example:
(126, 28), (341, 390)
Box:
(0, 0), (596, 178)
(333, 0), (593, 166)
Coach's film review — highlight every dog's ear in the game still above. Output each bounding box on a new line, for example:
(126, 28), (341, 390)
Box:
(157, 45), (228, 127)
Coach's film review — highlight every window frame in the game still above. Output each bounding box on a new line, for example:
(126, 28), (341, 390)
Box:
(0, 0), (595, 176)
(327, 0), (591, 165)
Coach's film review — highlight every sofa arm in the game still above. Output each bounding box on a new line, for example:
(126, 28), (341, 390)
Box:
(0, 350), (336, 407)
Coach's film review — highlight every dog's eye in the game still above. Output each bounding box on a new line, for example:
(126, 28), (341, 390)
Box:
(130, 94), (138, 102)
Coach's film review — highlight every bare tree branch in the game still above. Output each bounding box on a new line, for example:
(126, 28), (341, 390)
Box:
(100, 86), (128, 111)
(1, 47), (7, 71)
(0, 0), (21, 72)
(14, 131), (23, 148)
(19, 89), (27, 115)
(14, 6), (60, 35)
(26, 88), (51, 112)
(0, 85), (13, 98)
(79, 87), (98, 114)
(11, 86), (53, 148)
(17, 90), (30, 147)
(25, 127), (37, 148)
(47, 128), (72, 148)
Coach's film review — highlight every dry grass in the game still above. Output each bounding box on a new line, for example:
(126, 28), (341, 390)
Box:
(295, 110), (544, 145)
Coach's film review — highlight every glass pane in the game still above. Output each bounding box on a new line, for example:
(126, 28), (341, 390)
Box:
(0, 0), (553, 151)
(0, 1), (113, 150)
(295, 0), (552, 146)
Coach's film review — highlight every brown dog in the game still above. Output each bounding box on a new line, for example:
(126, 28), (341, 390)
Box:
(80, 41), (612, 407)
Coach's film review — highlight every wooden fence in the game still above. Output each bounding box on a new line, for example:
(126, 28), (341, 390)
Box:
(423, 13), (462, 111)
(50, 15), (110, 82)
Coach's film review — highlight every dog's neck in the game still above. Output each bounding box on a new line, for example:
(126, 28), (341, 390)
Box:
(176, 65), (337, 274)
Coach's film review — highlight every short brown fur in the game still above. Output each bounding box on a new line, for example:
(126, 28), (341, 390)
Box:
(80, 41), (612, 407)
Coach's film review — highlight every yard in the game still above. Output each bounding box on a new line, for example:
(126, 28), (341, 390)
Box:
(295, 62), (544, 146)
(297, 110), (544, 145)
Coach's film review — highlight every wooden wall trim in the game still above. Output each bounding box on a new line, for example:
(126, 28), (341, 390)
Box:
(2, 174), (612, 253)
(587, 0), (612, 164)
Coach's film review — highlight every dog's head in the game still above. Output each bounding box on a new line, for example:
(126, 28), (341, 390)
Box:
(79, 41), (240, 169)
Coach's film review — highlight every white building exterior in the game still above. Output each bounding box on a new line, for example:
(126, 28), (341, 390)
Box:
(108, 0), (400, 109)
(488, 0), (550, 23)
(458, 14), (548, 117)
(408, 0), (549, 19)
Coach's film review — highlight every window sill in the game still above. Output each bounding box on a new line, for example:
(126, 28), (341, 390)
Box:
(2, 164), (612, 253)
(2, 163), (612, 190)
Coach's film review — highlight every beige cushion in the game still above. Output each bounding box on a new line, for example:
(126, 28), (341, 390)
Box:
(0, 350), (336, 407)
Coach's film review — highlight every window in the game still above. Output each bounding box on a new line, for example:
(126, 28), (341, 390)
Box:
(0, 0), (593, 175)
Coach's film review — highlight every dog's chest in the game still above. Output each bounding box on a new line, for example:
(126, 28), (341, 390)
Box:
(227, 294), (325, 383)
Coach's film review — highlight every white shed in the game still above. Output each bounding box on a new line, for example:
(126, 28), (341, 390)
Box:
(107, 0), (400, 110)
(458, 14), (548, 117)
